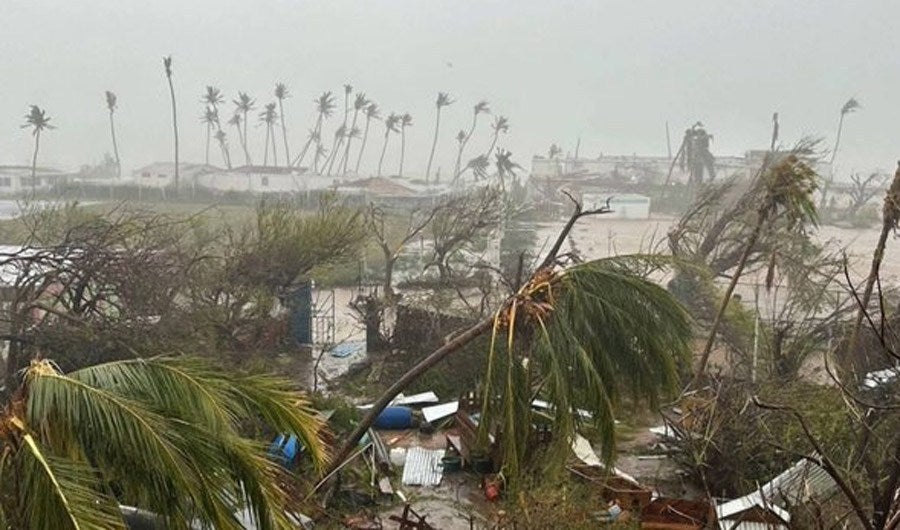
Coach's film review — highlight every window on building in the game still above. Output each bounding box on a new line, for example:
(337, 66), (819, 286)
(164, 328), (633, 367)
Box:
(142, 172), (151, 178)
(261, 176), (270, 187)
(0, 177), (11, 187)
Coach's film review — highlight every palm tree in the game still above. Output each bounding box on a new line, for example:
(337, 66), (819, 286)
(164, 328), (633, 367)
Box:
(377, 113), (400, 177)
(321, 125), (345, 175)
(693, 153), (819, 383)
(0, 356), (326, 528)
(821, 98), (862, 210)
(227, 112), (251, 166)
(845, 162), (900, 370)
(214, 129), (232, 169)
(163, 56), (179, 191)
(233, 92), (255, 165)
(202, 86), (231, 167)
(274, 83), (291, 165)
(485, 115), (509, 160)
(354, 102), (380, 175)
(259, 102), (278, 166)
(425, 92), (454, 184)
(454, 100), (490, 181)
(326, 84), (352, 175)
(292, 91), (335, 169)
(548, 143), (562, 159)
(312, 143), (327, 173)
(398, 113), (413, 177)
(331, 253), (691, 483)
(200, 106), (218, 165)
(104, 91), (121, 178)
(338, 92), (370, 175)
(21, 105), (54, 196)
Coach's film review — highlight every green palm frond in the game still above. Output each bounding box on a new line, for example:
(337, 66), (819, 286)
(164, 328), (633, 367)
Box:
(15, 434), (125, 530)
(6, 357), (327, 529)
(478, 256), (691, 481)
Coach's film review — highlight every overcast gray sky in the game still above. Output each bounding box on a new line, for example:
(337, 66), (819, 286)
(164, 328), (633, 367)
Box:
(1, 0), (898, 178)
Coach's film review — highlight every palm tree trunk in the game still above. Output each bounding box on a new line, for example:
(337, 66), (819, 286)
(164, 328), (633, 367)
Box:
(279, 99), (290, 166)
(455, 114), (477, 179)
(340, 112), (360, 175)
(330, 316), (494, 473)
(205, 124), (211, 165)
(293, 114), (323, 168)
(271, 125), (278, 167)
(486, 130), (499, 160)
(831, 113), (846, 166)
(399, 128), (407, 177)
(846, 164), (900, 371)
(325, 134), (342, 175)
(242, 110), (250, 164)
(377, 131), (390, 177)
(263, 126), (270, 166)
(108, 111), (121, 178)
(166, 74), (179, 192)
(30, 130), (41, 196)
(355, 117), (373, 175)
(693, 210), (768, 385)
(425, 108), (442, 184)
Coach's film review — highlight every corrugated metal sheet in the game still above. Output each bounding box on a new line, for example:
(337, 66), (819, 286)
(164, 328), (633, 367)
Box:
(718, 521), (788, 530)
(401, 447), (444, 487)
(762, 457), (836, 504)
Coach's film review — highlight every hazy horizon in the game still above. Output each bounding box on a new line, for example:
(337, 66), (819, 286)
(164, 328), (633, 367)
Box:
(3, 0), (899, 179)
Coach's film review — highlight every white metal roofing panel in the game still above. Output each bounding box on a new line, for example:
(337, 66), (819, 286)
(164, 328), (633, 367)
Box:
(401, 447), (444, 487)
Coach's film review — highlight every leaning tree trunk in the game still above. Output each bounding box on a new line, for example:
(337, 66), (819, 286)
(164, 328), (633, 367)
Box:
(205, 124), (211, 165)
(30, 131), (41, 196)
(425, 108), (442, 184)
(108, 110), (121, 178)
(166, 75), (179, 192)
(846, 163), (900, 372)
(693, 209), (769, 385)
(455, 114), (478, 181)
(271, 126), (278, 167)
(263, 126), (270, 166)
(399, 128), (407, 177)
(355, 117), (373, 175)
(377, 131), (390, 177)
(279, 99), (290, 167)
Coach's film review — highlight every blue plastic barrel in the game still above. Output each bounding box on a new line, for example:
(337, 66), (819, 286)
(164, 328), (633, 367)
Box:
(373, 406), (413, 429)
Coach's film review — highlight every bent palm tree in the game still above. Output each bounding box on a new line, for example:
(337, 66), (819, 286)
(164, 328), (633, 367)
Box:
(202, 86), (231, 168)
(228, 112), (250, 165)
(0, 356), (326, 529)
(693, 151), (819, 383)
(293, 92), (335, 169)
(200, 106), (219, 165)
(339, 93), (370, 175)
(377, 113), (400, 177)
(327, 84), (352, 175)
(233, 92), (256, 165)
(425, 92), (453, 184)
(454, 100), (490, 181)
(105, 91), (121, 178)
(331, 246), (691, 484)
(259, 102), (278, 167)
(485, 115), (509, 160)
(21, 105), (54, 196)
(355, 102), (380, 175)
(162, 56), (179, 191)
(275, 83), (291, 165)
(214, 129), (232, 169)
(398, 113), (413, 177)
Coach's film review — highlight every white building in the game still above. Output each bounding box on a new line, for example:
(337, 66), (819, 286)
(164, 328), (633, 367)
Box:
(132, 162), (220, 189)
(0, 165), (75, 195)
(583, 192), (651, 219)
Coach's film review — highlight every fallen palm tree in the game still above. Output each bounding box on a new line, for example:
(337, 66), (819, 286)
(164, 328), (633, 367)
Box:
(327, 193), (693, 484)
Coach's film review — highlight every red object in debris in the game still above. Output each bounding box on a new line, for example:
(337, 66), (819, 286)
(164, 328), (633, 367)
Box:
(484, 481), (501, 501)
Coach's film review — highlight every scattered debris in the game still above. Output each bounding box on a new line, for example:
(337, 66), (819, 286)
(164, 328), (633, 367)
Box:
(388, 504), (436, 530)
(422, 401), (459, 423)
(401, 447), (445, 486)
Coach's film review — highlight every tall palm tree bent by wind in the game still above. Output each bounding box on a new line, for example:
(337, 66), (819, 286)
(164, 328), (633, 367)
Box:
(259, 103), (278, 167)
(425, 92), (453, 184)
(398, 113), (413, 177)
(163, 56), (179, 192)
(202, 86), (230, 168)
(292, 91), (335, 169)
(454, 100), (490, 181)
(355, 102), (380, 175)
(105, 91), (121, 178)
(233, 92), (255, 165)
(485, 115), (509, 160)
(339, 92), (370, 175)
(275, 83), (291, 165)
(377, 113), (399, 177)
(326, 84), (353, 175)
(21, 106), (54, 196)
